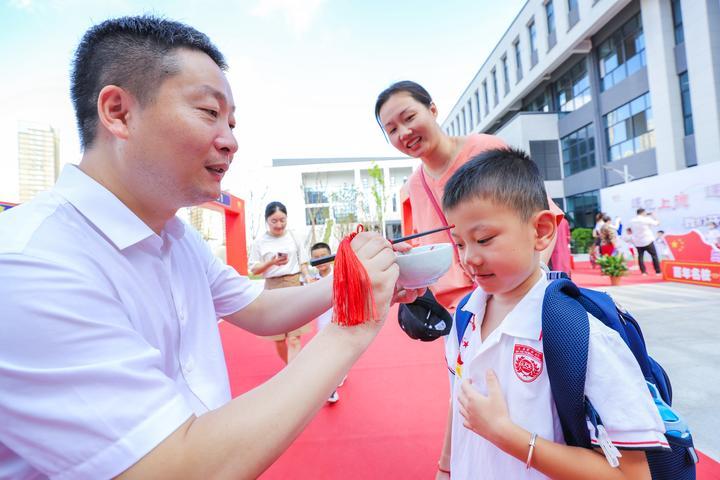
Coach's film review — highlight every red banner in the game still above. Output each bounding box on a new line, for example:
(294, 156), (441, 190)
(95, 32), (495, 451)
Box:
(662, 230), (720, 287)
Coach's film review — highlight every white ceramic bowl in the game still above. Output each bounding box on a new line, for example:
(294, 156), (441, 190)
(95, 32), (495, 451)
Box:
(395, 243), (453, 289)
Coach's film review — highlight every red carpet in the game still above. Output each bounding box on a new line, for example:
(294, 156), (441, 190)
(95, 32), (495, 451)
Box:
(221, 301), (719, 479)
(570, 260), (666, 287)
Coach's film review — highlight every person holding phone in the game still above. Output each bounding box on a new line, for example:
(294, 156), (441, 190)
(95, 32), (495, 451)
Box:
(249, 201), (312, 364)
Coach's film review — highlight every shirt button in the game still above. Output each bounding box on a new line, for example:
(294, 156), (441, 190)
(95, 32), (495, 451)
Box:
(184, 357), (195, 373)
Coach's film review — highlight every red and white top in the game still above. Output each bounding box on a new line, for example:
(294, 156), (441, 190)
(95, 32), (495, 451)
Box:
(445, 274), (668, 480)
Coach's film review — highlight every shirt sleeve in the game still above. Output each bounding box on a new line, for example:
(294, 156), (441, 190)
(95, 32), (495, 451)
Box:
(584, 315), (669, 451)
(0, 253), (194, 480)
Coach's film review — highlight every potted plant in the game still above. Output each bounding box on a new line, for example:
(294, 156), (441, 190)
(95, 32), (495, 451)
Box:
(596, 254), (628, 286)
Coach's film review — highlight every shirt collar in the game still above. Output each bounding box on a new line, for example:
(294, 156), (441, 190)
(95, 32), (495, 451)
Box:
(53, 165), (185, 250)
(460, 272), (547, 342)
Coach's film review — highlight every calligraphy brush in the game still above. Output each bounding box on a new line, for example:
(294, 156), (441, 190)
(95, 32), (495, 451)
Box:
(309, 224), (455, 267)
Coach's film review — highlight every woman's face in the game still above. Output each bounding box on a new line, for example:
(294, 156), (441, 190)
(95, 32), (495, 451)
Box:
(378, 92), (439, 158)
(266, 210), (287, 236)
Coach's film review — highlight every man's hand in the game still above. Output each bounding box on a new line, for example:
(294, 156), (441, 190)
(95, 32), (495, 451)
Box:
(350, 232), (399, 319)
(458, 370), (513, 445)
(390, 241), (426, 304)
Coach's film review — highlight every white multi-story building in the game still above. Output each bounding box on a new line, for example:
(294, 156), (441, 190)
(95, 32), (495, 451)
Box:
(443, 0), (720, 230)
(269, 156), (418, 250)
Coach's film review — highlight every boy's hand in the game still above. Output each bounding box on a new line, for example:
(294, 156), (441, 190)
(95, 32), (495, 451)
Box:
(458, 370), (512, 444)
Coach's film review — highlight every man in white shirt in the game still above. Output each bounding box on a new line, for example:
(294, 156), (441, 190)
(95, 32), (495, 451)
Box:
(630, 208), (662, 275)
(0, 15), (409, 480)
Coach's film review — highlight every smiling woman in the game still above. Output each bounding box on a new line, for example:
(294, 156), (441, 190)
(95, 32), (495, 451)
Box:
(375, 81), (508, 313)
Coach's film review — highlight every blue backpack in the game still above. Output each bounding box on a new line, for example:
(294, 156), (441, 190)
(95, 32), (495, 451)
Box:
(455, 275), (698, 479)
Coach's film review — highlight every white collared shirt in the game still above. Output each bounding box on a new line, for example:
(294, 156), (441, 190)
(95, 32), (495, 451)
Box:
(0, 165), (263, 480)
(445, 275), (667, 480)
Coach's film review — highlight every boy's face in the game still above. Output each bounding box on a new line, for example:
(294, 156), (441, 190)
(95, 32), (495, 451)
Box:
(311, 247), (332, 275)
(446, 196), (554, 298)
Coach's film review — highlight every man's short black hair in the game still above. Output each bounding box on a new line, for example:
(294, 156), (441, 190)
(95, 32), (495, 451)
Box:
(637, 208), (646, 215)
(71, 15), (227, 149)
(311, 242), (331, 253)
(442, 147), (549, 221)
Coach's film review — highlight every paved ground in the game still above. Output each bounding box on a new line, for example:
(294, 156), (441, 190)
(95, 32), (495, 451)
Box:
(590, 281), (720, 460)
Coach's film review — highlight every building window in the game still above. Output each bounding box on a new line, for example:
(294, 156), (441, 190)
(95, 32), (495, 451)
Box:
(598, 13), (645, 91)
(502, 55), (510, 95)
(305, 206), (330, 226)
(474, 90), (481, 123)
(456, 115), (463, 135)
(546, 0), (557, 49)
(304, 188), (328, 204)
(483, 80), (489, 115)
(524, 91), (550, 112)
(555, 59), (591, 112)
(679, 71), (694, 136)
(461, 108), (467, 134)
(528, 20), (538, 67)
(561, 124), (596, 176)
(566, 190), (599, 229)
(671, 0), (684, 45)
(604, 92), (655, 162)
(514, 39), (523, 83)
(491, 69), (499, 106)
(568, 0), (580, 28)
(467, 99), (474, 129)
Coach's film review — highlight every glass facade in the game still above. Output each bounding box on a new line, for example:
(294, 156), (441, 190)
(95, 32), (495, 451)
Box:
(528, 21), (538, 66)
(492, 69), (499, 106)
(561, 124), (596, 176)
(502, 56), (510, 95)
(546, 1), (555, 35)
(604, 92), (655, 162)
(671, 0), (684, 45)
(474, 90), (481, 123)
(598, 13), (645, 91)
(483, 80), (489, 115)
(566, 190), (600, 229)
(555, 59), (591, 112)
(514, 40), (523, 82)
(679, 71), (694, 136)
(524, 91), (550, 112)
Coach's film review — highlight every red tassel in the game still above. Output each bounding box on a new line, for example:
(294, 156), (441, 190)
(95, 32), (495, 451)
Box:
(332, 225), (377, 326)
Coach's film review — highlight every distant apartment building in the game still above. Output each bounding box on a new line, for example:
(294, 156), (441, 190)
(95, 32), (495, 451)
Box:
(443, 0), (720, 229)
(271, 156), (419, 249)
(17, 123), (60, 202)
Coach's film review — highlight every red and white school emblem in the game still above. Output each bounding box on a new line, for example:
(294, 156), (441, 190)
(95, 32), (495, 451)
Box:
(513, 344), (543, 383)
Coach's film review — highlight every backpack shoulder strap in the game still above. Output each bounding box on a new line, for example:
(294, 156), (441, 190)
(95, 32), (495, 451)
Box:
(542, 277), (592, 448)
(455, 292), (474, 345)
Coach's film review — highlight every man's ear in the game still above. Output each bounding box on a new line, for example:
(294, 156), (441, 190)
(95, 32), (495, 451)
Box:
(533, 210), (557, 252)
(96, 85), (134, 141)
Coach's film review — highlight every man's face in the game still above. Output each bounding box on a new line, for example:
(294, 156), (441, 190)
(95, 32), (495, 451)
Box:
(124, 48), (238, 210)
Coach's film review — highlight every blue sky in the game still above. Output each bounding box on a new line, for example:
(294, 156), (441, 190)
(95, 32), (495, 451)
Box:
(0, 0), (526, 199)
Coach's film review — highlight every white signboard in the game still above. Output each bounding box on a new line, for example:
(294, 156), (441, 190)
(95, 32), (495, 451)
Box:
(600, 162), (720, 235)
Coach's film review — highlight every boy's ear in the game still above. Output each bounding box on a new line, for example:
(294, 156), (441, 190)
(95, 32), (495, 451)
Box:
(533, 210), (557, 252)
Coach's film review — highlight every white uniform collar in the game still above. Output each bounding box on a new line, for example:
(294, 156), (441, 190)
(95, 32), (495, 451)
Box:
(459, 272), (547, 342)
(53, 164), (185, 251)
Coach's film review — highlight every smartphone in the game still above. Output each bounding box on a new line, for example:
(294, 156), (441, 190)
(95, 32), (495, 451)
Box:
(277, 252), (288, 259)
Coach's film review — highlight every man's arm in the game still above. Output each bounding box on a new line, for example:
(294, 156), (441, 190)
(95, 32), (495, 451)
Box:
(117, 232), (399, 479)
(224, 271), (333, 335)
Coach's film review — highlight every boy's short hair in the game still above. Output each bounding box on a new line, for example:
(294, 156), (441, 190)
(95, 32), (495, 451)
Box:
(311, 242), (331, 253)
(442, 147), (549, 221)
(71, 15), (227, 150)
(637, 208), (646, 215)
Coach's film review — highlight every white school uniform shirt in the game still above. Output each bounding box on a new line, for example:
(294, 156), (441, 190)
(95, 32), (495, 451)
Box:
(445, 275), (668, 480)
(249, 230), (308, 278)
(630, 215), (660, 248)
(0, 165), (263, 480)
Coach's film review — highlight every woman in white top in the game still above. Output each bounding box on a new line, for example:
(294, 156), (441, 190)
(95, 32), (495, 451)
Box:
(249, 201), (312, 364)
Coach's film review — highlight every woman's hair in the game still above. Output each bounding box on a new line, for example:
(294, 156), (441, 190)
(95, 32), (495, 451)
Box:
(374, 80), (433, 132)
(264, 201), (287, 220)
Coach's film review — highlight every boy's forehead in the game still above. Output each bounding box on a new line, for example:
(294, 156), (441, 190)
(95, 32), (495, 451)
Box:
(311, 248), (331, 256)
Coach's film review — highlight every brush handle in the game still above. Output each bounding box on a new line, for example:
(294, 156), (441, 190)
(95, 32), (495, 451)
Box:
(309, 224), (454, 267)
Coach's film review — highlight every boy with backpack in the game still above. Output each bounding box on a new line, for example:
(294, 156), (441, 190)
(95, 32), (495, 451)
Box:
(437, 148), (686, 479)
